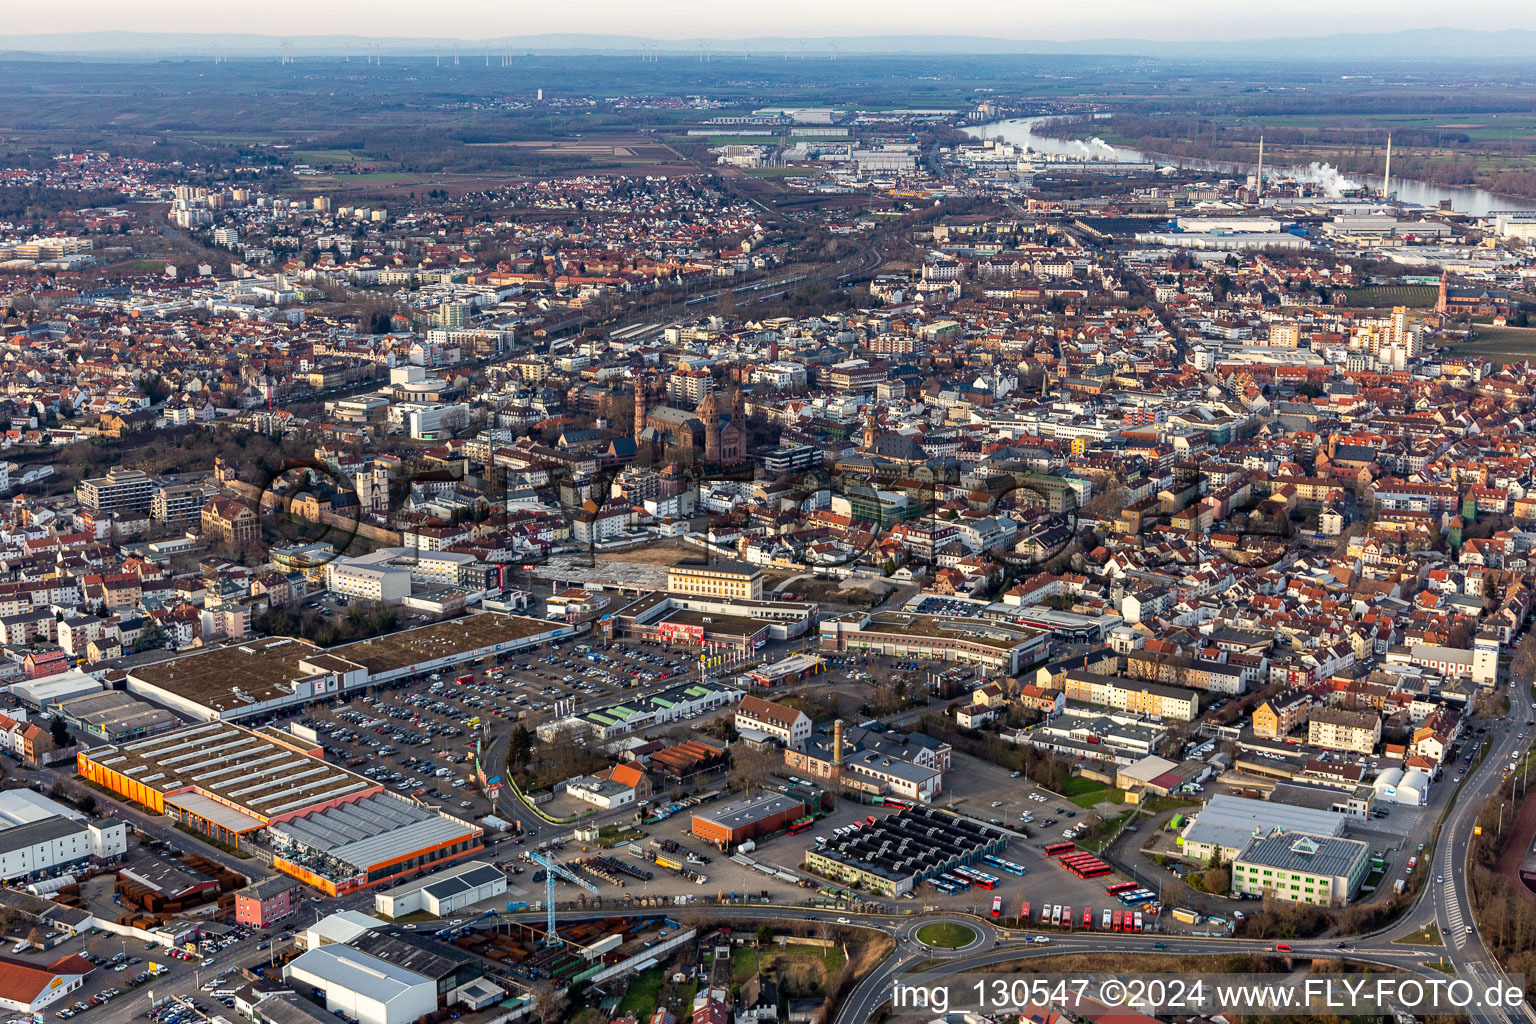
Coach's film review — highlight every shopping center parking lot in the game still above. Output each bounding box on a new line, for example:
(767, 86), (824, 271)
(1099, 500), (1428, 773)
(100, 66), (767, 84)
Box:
(294, 634), (734, 797)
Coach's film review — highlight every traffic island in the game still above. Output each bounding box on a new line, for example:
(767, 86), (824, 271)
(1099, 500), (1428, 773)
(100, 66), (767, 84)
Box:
(916, 922), (977, 949)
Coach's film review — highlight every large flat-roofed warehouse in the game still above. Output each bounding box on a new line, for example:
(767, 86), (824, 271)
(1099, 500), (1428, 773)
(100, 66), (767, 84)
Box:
(123, 636), (365, 721)
(282, 945), (437, 1024)
(1178, 793), (1349, 863)
(819, 610), (1047, 675)
(692, 793), (806, 848)
(121, 614), (576, 720)
(329, 613), (576, 684)
(77, 722), (482, 895)
(266, 795), (483, 897)
(56, 690), (177, 742)
(804, 806), (1010, 896)
(374, 860), (506, 919)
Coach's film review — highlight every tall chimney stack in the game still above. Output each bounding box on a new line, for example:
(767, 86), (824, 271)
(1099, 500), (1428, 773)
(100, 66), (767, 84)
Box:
(832, 719), (844, 768)
(1384, 134), (1392, 199)
(1255, 135), (1264, 201)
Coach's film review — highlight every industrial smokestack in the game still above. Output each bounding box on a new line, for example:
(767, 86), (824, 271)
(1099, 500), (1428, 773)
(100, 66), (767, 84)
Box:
(1384, 134), (1392, 199)
(832, 719), (844, 767)
(1256, 136), (1264, 201)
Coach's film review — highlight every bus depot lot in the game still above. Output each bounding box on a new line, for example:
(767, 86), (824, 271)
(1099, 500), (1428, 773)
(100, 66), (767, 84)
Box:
(941, 755), (1083, 829)
(740, 799), (1144, 924)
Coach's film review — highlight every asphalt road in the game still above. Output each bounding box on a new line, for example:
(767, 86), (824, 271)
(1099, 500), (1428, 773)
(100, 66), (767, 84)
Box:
(1383, 673), (1536, 1024)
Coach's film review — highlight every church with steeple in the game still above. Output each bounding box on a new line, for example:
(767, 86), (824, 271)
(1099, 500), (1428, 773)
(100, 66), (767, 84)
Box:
(633, 377), (747, 467)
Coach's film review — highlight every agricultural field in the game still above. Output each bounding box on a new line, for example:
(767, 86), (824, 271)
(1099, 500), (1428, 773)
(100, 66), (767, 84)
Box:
(1338, 285), (1438, 308)
(1449, 326), (1536, 364)
(1211, 112), (1536, 143)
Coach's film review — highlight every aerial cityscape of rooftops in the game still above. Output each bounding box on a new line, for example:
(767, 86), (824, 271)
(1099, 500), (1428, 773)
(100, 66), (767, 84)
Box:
(6, 10), (1536, 1024)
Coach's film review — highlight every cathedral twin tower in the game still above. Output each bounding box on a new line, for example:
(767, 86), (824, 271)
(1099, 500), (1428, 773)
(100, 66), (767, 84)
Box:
(633, 377), (746, 466)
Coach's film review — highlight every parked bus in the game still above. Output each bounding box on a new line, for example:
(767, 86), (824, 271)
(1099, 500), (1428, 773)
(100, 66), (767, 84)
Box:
(1021, 900), (1031, 922)
(1062, 906), (1072, 930)
(1120, 889), (1157, 906)
(1050, 905), (1062, 926)
(1102, 908), (1114, 929)
(992, 896), (1003, 917)
(939, 873), (971, 891)
(932, 879), (958, 895)
(1133, 912), (1144, 932)
(1082, 908), (1094, 929)
(984, 854), (1027, 876)
(882, 798), (911, 809)
(1042, 842), (1076, 857)
(1105, 882), (1137, 896)
(787, 817), (814, 836)
(1061, 854), (1112, 879)
(954, 866), (1000, 887)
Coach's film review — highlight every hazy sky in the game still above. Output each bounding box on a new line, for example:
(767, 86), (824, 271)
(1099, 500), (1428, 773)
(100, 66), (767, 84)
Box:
(8, 0), (1535, 40)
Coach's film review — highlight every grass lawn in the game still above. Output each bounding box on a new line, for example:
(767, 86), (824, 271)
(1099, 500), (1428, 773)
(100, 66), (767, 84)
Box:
(731, 942), (846, 992)
(1340, 285), (1437, 307)
(103, 259), (171, 272)
(1140, 795), (1200, 815)
(376, 909), (439, 924)
(916, 922), (976, 948)
(597, 825), (645, 847)
(1394, 922), (1443, 946)
(1450, 325), (1536, 364)
(1063, 777), (1127, 807)
(287, 149), (362, 164)
(182, 133), (286, 144)
(617, 968), (665, 1014)
(1082, 810), (1136, 849)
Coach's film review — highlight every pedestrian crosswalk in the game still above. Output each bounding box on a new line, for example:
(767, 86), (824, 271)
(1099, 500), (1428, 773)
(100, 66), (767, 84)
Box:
(1443, 878), (1467, 948)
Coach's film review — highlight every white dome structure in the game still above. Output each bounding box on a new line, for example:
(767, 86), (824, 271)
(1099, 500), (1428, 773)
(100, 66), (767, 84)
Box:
(1372, 766), (1404, 797)
(1398, 769), (1430, 806)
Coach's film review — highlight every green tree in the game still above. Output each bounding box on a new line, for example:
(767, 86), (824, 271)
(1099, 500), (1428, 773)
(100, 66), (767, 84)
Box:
(50, 714), (70, 747)
(509, 725), (535, 769)
(134, 622), (170, 652)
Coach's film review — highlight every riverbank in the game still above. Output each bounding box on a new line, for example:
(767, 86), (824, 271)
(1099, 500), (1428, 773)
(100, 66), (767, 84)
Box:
(967, 116), (1536, 213)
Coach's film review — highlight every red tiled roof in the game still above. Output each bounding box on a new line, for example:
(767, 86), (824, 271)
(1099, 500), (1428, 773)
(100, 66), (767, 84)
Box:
(0, 953), (94, 1003)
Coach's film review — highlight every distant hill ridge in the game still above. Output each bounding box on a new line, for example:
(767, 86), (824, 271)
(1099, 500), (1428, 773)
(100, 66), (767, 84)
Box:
(2, 28), (1536, 61)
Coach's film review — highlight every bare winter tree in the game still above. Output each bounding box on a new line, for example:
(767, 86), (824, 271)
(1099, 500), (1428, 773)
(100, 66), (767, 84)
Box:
(729, 741), (783, 796)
